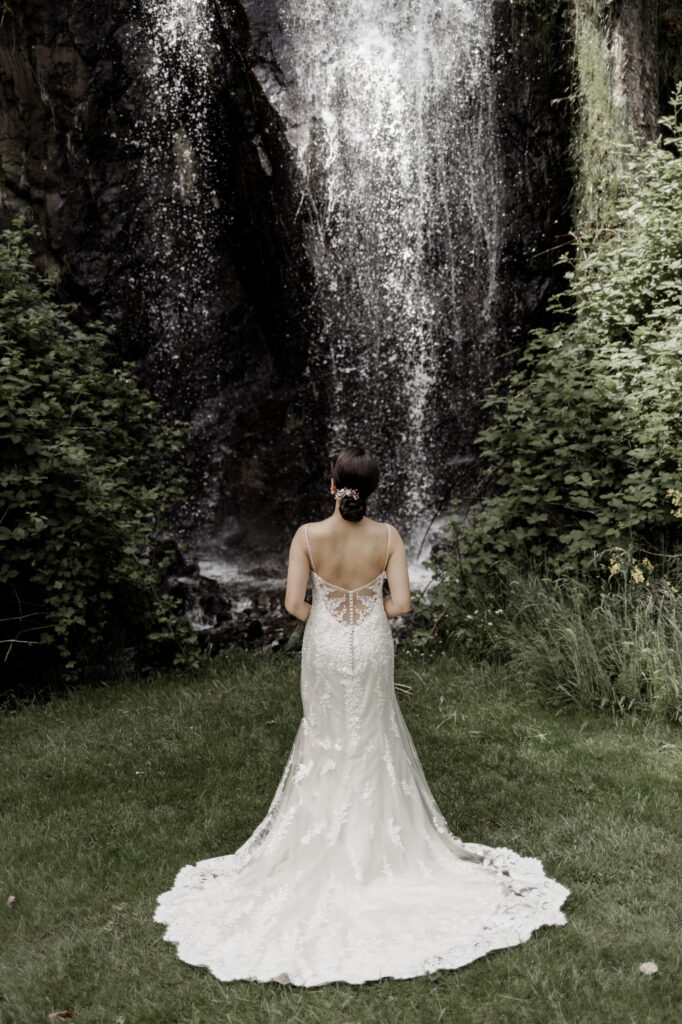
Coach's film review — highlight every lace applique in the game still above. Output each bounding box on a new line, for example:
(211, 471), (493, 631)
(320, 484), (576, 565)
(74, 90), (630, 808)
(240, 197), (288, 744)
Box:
(301, 820), (326, 846)
(327, 791), (351, 846)
(311, 571), (386, 628)
(389, 704), (400, 737)
(382, 734), (397, 785)
(293, 761), (313, 784)
(387, 817), (403, 848)
(416, 856), (436, 881)
(401, 777), (417, 798)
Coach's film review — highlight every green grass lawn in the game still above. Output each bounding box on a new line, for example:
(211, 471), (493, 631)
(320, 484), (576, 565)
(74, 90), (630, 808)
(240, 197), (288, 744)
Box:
(1, 650), (680, 1024)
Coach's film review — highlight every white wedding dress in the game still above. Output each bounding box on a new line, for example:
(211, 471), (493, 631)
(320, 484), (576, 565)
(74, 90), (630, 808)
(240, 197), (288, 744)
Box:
(154, 523), (569, 986)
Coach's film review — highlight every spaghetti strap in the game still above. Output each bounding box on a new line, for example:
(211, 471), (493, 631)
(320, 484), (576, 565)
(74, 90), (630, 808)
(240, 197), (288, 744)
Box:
(383, 522), (391, 571)
(303, 523), (316, 573)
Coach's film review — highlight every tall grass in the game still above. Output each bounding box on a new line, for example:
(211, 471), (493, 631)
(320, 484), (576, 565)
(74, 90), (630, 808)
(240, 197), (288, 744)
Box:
(426, 564), (682, 724)
(494, 573), (682, 722)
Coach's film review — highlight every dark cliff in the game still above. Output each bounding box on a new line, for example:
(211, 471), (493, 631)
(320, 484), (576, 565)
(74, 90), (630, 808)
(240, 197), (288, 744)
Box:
(0, 0), (673, 570)
(0, 0), (326, 560)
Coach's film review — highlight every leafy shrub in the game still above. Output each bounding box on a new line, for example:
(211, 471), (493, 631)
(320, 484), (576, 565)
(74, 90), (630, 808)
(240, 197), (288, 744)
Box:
(0, 221), (196, 687)
(420, 88), (682, 720)
(432, 86), (682, 596)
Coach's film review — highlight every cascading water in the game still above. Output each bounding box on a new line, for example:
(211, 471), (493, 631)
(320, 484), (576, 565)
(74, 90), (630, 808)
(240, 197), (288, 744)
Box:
(0, 0), (566, 647)
(137, 1), (220, 394)
(133, 0), (507, 622)
(243, 0), (504, 538)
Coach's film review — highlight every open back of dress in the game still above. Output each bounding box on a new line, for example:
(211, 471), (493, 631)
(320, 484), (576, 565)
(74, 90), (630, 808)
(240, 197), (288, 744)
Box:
(154, 523), (569, 986)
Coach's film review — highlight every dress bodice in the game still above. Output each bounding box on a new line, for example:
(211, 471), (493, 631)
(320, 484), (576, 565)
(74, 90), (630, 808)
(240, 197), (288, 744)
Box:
(310, 569), (386, 627)
(304, 521), (391, 630)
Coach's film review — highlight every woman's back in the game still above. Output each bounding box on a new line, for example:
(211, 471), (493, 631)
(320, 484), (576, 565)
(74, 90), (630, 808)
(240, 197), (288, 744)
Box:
(304, 516), (390, 591)
(284, 445), (411, 622)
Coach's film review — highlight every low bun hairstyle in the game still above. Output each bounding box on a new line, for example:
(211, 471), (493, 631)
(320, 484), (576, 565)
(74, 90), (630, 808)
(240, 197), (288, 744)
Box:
(331, 445), (380, 523)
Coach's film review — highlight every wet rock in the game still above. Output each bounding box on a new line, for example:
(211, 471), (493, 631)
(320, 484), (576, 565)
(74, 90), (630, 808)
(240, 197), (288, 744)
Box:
(609, 0), (659, 139)
(0, 0), (326, 563)
(0, 1), (667, 655)
(167, 562), (294, 652)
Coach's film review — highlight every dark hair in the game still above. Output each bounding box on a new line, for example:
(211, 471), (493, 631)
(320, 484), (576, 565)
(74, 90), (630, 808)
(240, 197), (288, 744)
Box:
(331, 445), (380, 522)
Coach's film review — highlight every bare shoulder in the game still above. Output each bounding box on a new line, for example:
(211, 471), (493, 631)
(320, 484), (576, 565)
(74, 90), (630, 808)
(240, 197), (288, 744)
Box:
(290, 522), (310, 546)
(382, 521), (406, 549)
(364, 516), (397, 534)
(293, 517), (333, 542)
(303, 516), (334, 534)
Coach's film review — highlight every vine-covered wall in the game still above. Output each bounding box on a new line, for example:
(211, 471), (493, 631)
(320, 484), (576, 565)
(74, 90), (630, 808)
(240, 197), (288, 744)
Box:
(570, 0), (682, 227)
(511, 1), (682, 229)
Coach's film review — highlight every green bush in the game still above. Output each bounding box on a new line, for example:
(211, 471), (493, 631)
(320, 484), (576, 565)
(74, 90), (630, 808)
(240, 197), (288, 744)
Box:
(0, 221), (196, 686)
(420, 88), (682, 719)
(432, 86), (682, 594)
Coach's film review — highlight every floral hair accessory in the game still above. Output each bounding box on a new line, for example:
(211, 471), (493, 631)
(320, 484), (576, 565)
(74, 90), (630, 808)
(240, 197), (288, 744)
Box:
(331, 486), (360, 501)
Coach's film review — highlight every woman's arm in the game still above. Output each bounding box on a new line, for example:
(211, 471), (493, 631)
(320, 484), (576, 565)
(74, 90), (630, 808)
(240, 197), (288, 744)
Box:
(284, 526), (312, 622)
(384, 526), (411, 618)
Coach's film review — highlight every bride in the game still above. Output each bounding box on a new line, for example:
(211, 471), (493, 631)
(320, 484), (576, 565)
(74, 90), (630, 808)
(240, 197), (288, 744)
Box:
(154, 444), (569, 986)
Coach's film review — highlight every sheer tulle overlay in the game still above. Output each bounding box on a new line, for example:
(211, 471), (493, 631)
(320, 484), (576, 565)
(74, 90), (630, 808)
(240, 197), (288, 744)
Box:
(154, 529), (569, 986)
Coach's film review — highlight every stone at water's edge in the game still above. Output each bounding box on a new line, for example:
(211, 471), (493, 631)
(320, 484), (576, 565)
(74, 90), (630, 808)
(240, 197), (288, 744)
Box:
(166, 559), (413, 654)
(167, 560), (294, 652)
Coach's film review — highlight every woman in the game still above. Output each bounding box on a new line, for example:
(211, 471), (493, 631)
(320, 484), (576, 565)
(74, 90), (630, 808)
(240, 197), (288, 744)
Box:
(154, 445), (569, 986)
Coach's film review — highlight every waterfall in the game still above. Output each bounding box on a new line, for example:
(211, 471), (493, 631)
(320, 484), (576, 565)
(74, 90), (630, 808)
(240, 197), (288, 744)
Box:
(138, 1), (220, 385)
(243, 0), (504, 534)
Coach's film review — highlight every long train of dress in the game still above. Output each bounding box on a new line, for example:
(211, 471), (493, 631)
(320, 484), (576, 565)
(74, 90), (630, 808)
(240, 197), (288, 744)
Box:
(154, 533), (569, 986)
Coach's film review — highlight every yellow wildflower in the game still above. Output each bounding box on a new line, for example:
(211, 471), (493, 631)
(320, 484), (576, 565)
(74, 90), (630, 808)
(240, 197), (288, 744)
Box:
(665, 488), (682, 519)
(641, 557), (654, 573)
(631, 566), (645, 584)
(609, 559), (621, 577)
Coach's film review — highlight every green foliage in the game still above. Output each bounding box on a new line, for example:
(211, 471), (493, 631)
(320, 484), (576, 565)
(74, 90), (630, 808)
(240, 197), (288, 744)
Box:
(425, 88), (682, 699)
(436, 87), (682, 575)
(0, 221), (197, 683)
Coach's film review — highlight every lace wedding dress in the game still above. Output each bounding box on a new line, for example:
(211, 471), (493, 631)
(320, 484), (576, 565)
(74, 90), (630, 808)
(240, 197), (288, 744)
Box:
(154, 523), (569, 986)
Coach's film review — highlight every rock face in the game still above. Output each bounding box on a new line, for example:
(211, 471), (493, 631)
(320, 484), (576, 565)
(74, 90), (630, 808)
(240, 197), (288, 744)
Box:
(487, 0), (574, 397)
(0, 0), (327, 566)
(609, 0), (660, 138)
(0, 0), (661, 647)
